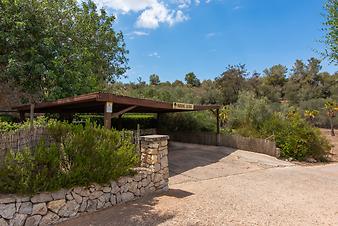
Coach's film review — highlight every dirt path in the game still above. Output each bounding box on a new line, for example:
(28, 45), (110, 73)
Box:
(58, 143), (338, 226)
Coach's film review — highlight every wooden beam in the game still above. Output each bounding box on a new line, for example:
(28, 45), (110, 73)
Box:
(104, 102), (113, 129)
(112, 105), (137, 118)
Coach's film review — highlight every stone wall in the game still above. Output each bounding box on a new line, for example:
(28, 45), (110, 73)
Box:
(0, 135), (169, 226)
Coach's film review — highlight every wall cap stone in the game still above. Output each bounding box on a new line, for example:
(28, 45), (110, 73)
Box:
(140, 135), (169, 141)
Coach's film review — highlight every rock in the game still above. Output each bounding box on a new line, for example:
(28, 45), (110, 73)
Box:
(15, 197), (29, 203)
(102, 186), (111, 193)
(110, 182), (120, 194)
(9, 213), (27, 226)
(66, 194), (73, 201)
(0, 218), (8, 226)
(15, 203), (21, 212)
(0, 196), (15, 204)
(71, 192), (82, 204)
(39, 212), (59, 226)
(31, 193), (52, 204)
(142, 178), (150, 187)
(153, 173), (163, 183)
(51, 189), (67, 200)
(47, 199), (65, 213)
(86, 200), (97, 212)
(128, 182), (138, 194)
(117, 177), (128, 186)
(133, 174), (142, 182)
(152, 163), (161, 172)
(89, 191), (103, 200)
(18, 202), (32, 215)
(79, 197), (88, 212)
(160, 157), (168, 168)
(73, 187), (90, 197)
(115, 193), (122, 204)
(24, 215), (42, 226)
(103, 193), (110, 203)
(110, 195), (116, 205)
(306, 157), (317, 163)
(121, 192), (134, 202)
(58, 200), (79, 217)
(0, 204), (15, 219)
(103, 202), (112, 208)
(32, 203), (47, 216)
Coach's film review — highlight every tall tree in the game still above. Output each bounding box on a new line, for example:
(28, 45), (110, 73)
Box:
(322, 0), (338, 64)
(185, 72), (201, 87)
(149, 74), (160, 85)
(261, 65), (287, 101)
(0, 0), (129, 102)
(215, 64), (247, 105)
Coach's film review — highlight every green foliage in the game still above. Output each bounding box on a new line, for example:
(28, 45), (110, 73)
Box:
(0, 0), (128, 101)
(149, 74), (160, 86)
(0, 114), (16, 122)
(159, 111), (216, 132)
(215, 64), (247, 105)
(0, 122), (139, 194)
(225, 92), (331, 161)
(185, 72), (201, 87)
(260, 113), (331, 161)
(322, 0), (338, 63)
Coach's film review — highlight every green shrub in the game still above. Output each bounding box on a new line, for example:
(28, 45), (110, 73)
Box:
(260, 113), (331, 161)
(0, 122), (139, 194)
(225, 91), (331, 161)
(158, 111), (216, 132)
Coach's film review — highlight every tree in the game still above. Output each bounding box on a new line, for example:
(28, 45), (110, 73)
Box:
(185, 72), (201, 87)
(325, 100), (336, 136)
(322, 0), (338, 64)
(0, 0), (129, 103)
(261, 65), (287, 101)
(215, 65), (247, 105)
(149, 74), (160, 85)
(172, 80), (184, 86)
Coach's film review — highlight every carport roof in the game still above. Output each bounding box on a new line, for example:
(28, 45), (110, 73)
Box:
(12, 92), (220, 114)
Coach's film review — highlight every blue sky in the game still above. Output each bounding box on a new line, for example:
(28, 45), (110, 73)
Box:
(93, 0), (337, 83)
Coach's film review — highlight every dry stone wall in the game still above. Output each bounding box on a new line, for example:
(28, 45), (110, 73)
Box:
(0, 135), (169, 226)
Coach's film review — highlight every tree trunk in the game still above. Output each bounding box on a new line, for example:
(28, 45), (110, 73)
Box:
(330, 117), (335, 136)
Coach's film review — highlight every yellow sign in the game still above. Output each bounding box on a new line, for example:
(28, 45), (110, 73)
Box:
(173, 102), (194, 110)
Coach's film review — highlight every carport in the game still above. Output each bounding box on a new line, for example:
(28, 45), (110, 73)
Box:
(12, 92), (221, 133)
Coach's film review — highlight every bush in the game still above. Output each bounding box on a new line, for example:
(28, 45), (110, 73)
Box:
(158, 111), (216, 132)
(0, 121), (139, 194)
(260, 113), (331, 161)
(225, 91), (331, 161)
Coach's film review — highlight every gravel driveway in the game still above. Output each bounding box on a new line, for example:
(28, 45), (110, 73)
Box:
(58, 142), (338, 226)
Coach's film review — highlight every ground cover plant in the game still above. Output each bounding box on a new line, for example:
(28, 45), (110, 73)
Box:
(0, 120), (139, 194)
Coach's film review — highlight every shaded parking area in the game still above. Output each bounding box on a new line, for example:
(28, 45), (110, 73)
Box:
(59, 142), (338, 226)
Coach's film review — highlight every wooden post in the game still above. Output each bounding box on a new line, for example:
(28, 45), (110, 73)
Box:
(104, 102), (113, 129)
(19, 111), (25, 122)
(30, 103), (34, 129)
(216, 108), (220, 146)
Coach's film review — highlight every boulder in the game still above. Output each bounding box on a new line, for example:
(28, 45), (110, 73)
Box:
(9, 213), (27, 226)
(39, 212), (59, 226)
(31, 193), (52, 204)
(18, 202), (32, 215)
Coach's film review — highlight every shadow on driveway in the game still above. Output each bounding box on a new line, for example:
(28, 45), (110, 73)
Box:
(57, 189), (193, 226)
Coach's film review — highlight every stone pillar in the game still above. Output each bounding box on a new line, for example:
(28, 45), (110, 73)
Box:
(140, 135), (169, 191)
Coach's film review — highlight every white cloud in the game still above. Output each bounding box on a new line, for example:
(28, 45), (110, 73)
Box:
(90, 0), (212, 29)
(133, 31), (149, 36)
(148, 52), (160, 58)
